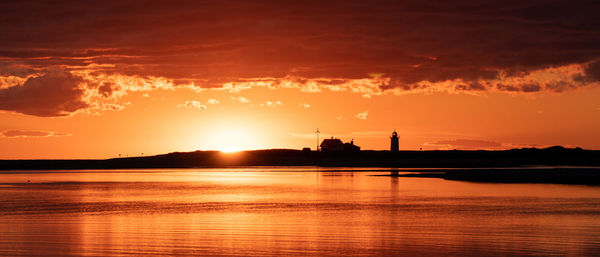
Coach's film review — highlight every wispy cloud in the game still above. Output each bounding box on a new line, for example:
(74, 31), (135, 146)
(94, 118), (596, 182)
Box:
(207, 98), (219, 105)
(348, 131), (389, 137)
(300, 103), (311, 109)
(230, 96), (250, 103)
(424, 139), (502, 150)
(356, 110), (368, 120)
(177, 100), (207, 110)
(1, 130), (71, 138)
(422, 139), (551, 150)
(291, 130), (390, 139)
(260, 101), (283, 108)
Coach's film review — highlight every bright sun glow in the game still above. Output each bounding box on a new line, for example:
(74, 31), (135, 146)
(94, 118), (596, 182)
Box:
(220, 146), (241, 153)
(203, 126), (260, 152)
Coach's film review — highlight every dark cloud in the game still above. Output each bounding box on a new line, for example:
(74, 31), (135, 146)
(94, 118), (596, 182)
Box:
(0, 71), (88, 116)
(521, 84), (542, 93)
(544, 81), (577, 92)
(1, 130), (70, 138)
(0, 63), (36, 77)
(98, 82), (118, 97)
(455, 82), (486, 91)
(496, 84), (520, 92)
(583, 60), (600, 81)
(0, 0), (599, 92)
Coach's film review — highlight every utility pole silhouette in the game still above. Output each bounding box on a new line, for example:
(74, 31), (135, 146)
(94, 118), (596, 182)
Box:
(315, 128), (321, 151)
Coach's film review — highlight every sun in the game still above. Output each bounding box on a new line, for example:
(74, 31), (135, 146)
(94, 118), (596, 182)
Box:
(202, 126), (261, 152)
(220, 146), (241, 153)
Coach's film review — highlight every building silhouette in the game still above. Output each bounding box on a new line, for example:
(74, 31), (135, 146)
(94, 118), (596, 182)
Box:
(320, 137), (360, 152)
(390, 131), (399, 152)
(344, 139), (361, 152)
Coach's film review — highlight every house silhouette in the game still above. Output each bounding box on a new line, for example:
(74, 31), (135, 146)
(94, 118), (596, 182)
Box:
(320, 137), (360, 152)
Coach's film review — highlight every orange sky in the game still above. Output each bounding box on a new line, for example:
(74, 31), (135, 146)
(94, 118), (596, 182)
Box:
(1, 1), (600, 159)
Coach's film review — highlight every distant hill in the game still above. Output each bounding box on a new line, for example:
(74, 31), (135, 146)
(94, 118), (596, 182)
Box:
(1, 146), (599, 170)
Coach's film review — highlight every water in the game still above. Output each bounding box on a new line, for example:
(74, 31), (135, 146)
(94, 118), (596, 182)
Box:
(1, 167), (599, 256)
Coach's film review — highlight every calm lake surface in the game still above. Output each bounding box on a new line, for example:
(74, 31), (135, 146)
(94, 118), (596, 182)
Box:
(1, 167), (599, 256)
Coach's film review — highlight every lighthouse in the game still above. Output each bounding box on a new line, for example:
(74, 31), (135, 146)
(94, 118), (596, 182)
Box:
(390, 131), (399, 152)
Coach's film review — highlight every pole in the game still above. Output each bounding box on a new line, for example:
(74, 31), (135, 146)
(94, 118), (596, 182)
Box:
(315, 128), (320, 151)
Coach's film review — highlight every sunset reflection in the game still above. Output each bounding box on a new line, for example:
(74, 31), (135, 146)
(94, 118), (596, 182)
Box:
(1, 169), (600, 256)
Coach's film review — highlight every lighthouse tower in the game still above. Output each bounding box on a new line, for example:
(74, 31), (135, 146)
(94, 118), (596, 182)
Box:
(390, 131), (399, 152)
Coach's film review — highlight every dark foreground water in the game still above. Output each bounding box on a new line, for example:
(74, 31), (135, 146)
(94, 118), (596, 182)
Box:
(1, 167), (599, 256)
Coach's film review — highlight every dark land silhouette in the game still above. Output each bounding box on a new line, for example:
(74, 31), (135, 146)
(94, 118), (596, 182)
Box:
(0, 145), (598, 168)
(2, 146), (600, 185)
(380, 168), (600, 185)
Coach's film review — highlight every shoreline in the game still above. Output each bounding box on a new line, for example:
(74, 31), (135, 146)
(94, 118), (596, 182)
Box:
(1, 147), (599, 171)
(376, 167), (600, 186)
